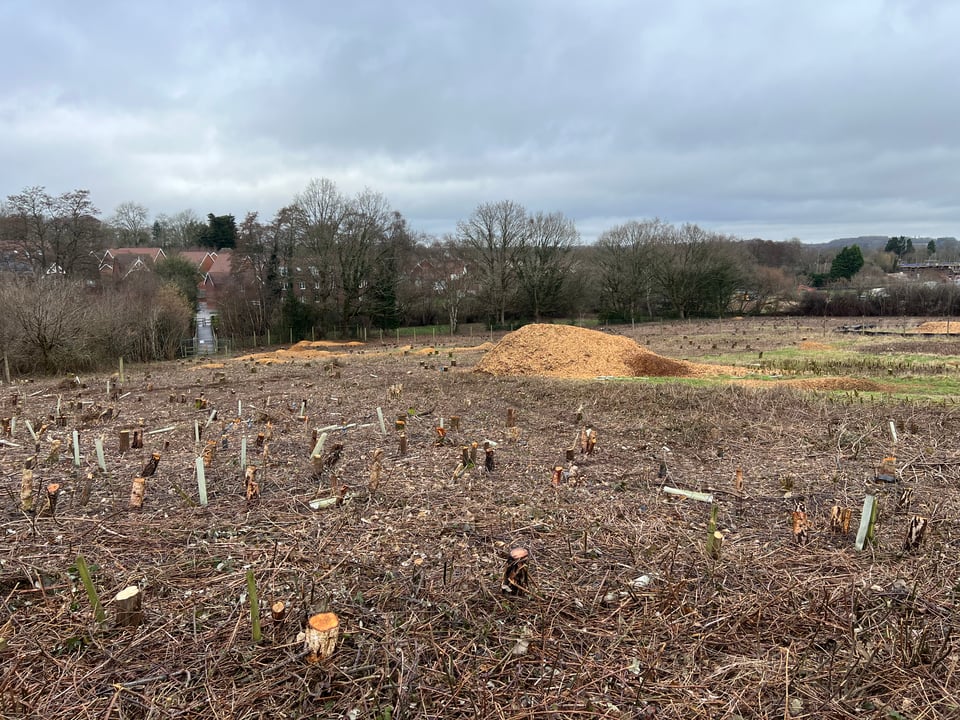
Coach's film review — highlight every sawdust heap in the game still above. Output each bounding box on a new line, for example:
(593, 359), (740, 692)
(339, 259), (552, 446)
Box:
(913, 321), (960, 334)
(475, 324), (731, 379)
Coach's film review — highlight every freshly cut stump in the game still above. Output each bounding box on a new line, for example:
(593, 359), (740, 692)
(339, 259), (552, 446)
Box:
(304, 612), (339, 662)
(114, 586), (144, 628)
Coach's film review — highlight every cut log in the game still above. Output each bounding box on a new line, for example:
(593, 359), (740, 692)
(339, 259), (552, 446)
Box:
(129, 476), (146, 509)
(114, 586), (143, 628)
(501, 547), (530, 595)
(304, 612), (339, 662)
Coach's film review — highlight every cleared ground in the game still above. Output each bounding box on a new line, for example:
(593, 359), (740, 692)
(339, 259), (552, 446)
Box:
(2, 317), (959, 719)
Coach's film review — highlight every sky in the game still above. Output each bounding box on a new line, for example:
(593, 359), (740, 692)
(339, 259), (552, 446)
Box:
(2, 0), (960, 244)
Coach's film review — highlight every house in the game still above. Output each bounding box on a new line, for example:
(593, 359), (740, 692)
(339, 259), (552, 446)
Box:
(99, 247), (167, 279)
(198, 250), (234, 312)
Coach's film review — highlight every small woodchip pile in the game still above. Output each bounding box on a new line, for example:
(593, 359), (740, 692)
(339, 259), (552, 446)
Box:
(474, 323), (736, 378)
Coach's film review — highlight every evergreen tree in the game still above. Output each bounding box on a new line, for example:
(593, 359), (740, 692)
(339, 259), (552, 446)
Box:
(830, 245), (864, 280)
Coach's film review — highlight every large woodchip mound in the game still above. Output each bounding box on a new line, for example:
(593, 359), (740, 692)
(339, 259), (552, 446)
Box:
(475, 323), (731, 378)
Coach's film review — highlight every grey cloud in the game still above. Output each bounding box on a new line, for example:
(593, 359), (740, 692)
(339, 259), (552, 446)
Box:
(3, 0), (960, 242)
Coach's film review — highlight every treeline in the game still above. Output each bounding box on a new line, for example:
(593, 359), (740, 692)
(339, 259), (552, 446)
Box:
(3, 179), (959, 374)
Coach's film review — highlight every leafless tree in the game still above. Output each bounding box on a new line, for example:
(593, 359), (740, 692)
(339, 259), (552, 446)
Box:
(515, 211), (579, 320)
(154, 209), (204, 248)
(109, 201), (151, 246)
(457, 200), (528, 325)
(596, 219), (669, 321)
(4, 186), (105, 278)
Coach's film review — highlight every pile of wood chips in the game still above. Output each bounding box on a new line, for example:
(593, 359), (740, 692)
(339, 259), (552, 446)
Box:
(474, 323), (739, 378)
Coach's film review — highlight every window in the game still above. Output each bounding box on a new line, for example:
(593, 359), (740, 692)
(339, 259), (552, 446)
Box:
(299, 281), (306, 290)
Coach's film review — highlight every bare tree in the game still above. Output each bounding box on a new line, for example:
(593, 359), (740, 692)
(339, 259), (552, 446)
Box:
(335, 189), (391, 332)
(436, 239), (472, 334)
(515, 211), (579, 320)
(595, 219), (669, 321)
(154, 209), (204, 248)
(457, 200), (528, 325)
(4, 186), (104, 278)
(109, 201), (151, 246)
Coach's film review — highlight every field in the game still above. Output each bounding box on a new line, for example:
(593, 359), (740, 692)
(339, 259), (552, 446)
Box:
(2, 316), (960, 719)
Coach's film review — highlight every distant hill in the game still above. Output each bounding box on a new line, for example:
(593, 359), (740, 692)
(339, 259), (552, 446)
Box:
(811, 236), (958, 252)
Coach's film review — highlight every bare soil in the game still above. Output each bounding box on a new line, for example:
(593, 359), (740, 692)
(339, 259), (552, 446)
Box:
(2, 318), (959, 719)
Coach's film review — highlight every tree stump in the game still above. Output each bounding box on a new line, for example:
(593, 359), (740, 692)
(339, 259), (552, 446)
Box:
(45, 484), (61, 517)
(131, 429), (143, 449)
(114, 586), (143, 628)
(501, 547), (530, 595)
(903, 515), (928, 552)
(202, 440), (217, 468)
(896, 488), (913, 512)
(304, 612), (339, 662)
(119, 430), (130, 453)
(484, 447), (495, 472)
(129, 477), (146, 509)
(140, 452), (160, 477)
(450, 416), (460, 431)
(398, 432), (407, 456)
(80, 472), (94, 507)
(368, 449), (383, 492)
(792, 500), (809, 545)
(271, 601), (286, 623)
(20, 469), (33, 512)
(552, 466), (564, 485)
(1, 417), (10, 436)
(830, 506), (852, 534)
(244, 466), (259, 501)
(506, 408), (516, 427)
(707, 530), (724, 560)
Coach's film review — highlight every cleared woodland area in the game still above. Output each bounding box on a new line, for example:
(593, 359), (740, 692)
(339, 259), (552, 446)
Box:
(2, 317), (959, 719)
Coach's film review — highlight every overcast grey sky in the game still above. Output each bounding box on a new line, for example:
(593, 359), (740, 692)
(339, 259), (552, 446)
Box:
(2, 0), (958, 243)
